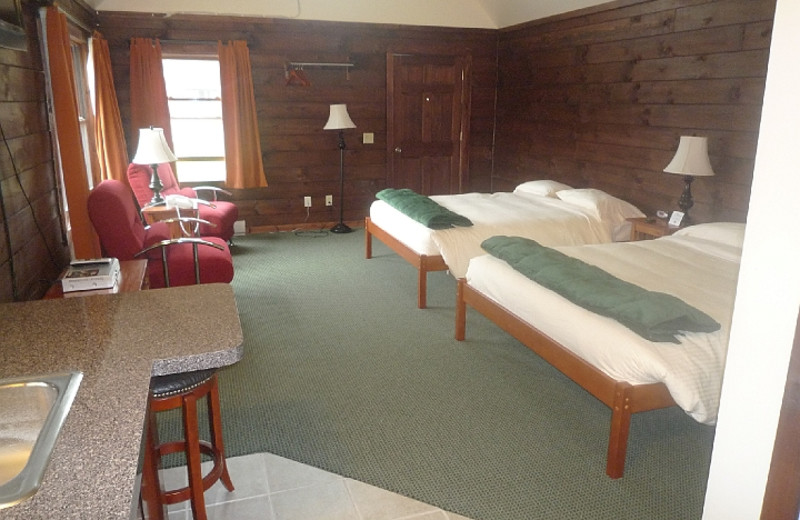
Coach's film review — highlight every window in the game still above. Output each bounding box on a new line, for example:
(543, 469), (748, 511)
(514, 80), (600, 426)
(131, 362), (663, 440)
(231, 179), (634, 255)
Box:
(70, 38), (96, 189)
(162, 58), (226, 183)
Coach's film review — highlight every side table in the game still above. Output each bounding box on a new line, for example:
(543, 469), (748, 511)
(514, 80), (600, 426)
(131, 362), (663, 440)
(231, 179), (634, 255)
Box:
(44, 259), (149, 299)
(628, 217), (681, 241)
(141, 205), (198, 239)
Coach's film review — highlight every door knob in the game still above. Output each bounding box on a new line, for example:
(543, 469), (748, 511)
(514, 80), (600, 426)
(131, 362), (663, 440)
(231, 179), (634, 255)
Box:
(394, 147), (402, 153)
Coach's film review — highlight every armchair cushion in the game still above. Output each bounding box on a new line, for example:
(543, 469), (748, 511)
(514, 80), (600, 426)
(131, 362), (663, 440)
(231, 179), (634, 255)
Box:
(141, 237), (234, 288)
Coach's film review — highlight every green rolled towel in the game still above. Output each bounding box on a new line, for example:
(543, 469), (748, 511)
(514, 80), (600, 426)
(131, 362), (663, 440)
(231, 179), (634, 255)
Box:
(481, 235), (720, 343)
(376, 188), (472, 229)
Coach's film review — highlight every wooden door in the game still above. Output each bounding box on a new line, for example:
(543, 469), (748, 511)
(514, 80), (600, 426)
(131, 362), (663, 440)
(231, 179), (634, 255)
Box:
(387, 53), (470, 195)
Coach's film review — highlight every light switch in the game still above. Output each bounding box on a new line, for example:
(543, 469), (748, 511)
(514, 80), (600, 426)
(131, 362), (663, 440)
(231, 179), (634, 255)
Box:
(362, 132), (374, 144)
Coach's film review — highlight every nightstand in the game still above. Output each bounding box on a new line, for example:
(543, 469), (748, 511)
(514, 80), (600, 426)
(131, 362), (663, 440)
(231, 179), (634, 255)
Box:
(628, 217), (681, 241)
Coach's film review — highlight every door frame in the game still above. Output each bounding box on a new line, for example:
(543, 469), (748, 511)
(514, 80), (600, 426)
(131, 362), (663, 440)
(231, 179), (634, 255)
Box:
(386, 51), (472, 194)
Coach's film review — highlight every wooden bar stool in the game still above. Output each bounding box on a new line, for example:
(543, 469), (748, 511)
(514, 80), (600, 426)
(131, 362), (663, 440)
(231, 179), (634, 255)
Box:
(141, 369), (234, 520)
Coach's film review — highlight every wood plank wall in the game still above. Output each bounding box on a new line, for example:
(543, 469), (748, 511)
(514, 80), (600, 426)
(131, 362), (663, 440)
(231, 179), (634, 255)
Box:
(0, 0), (89, 303)
(0, 0), (779, 302)
(493, 0), (776, 223)
(96, 13), (498, 231)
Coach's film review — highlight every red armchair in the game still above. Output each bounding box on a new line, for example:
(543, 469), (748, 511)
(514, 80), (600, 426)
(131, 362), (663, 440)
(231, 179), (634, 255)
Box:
(88, 180), (234, 289)
(127, 162), (239, 243)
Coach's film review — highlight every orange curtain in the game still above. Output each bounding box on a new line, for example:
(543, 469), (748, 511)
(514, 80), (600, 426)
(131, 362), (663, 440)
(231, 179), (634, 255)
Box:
(44, 6), (101, 259)
(218, 40), (267, 189)
(129, 37), (172, 153)
(91, 31), (128, 183)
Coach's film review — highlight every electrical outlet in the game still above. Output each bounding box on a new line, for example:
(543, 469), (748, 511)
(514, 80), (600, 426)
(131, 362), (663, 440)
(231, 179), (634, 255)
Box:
(325, 195), (333, 206)
(304, 196), (312, 207)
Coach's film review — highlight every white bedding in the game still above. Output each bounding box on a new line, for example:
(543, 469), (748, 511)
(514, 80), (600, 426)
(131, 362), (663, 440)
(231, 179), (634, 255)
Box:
(370, 191), (617, 278)
(464, 224), (744, 424)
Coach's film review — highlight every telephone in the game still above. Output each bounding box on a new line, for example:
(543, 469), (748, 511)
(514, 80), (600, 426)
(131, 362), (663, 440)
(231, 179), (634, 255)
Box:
(165, 194), (197, 210)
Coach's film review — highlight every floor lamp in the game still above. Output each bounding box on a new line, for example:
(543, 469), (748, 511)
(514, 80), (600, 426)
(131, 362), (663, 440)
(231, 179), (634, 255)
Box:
(324, 104), (356, 233)
(663, 136), (715, 224)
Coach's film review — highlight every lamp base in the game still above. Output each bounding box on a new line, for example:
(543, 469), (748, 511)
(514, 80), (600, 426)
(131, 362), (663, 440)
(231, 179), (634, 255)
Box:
(330, 222), (353, 234)
(149, 163), (165, 205)
(677, 175), (694, 222)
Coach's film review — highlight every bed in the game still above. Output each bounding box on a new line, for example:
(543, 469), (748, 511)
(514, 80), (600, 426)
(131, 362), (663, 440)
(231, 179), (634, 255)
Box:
(454, 222), (744, 478)
(365, 180), (645, 308)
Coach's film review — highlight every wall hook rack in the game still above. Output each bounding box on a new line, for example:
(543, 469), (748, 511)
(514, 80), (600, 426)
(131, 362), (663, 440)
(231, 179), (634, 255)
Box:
(284, 61), (355, 85)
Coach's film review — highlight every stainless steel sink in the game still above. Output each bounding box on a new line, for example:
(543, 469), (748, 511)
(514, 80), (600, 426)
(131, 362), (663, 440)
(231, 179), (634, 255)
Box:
(0, 371), (83, 509)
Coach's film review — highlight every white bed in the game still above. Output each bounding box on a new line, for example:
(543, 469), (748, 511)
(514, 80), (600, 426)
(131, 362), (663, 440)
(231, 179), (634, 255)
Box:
(455, 222), (744, 477)
(365, 180), (645, 308)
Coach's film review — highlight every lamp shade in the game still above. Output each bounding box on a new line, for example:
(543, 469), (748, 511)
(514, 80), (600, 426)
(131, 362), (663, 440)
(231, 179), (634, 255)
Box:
(323, 104), (356, 130)
(663, 136), (715, 177)
(132, 127), (178, 165)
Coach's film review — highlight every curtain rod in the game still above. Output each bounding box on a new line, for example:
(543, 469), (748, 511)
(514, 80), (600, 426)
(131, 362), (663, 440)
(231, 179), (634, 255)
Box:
(156, 38), (219, 45)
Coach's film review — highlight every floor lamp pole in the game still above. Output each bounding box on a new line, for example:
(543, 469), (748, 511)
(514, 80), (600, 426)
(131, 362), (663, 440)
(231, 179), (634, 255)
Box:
(331, 130), (352, 233)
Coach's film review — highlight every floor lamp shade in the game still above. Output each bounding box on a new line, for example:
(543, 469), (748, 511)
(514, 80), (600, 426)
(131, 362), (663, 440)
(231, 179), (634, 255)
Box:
(324, 105), (356, 233)
(132, 127), (178, 205)
(663, 136), (715, 219)
(323, 104), (356, 131)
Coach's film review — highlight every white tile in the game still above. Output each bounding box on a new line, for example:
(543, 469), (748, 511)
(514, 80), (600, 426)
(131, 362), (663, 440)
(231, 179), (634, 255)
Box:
(203, 453), (270, 505)
(406, 512), (450, 519)
(263, 452), (343, 493)
(271, 479), (359, 520)
(206, 495), (274, 520)
(159, 451), (476, 520)
(345, 478), (439, 520)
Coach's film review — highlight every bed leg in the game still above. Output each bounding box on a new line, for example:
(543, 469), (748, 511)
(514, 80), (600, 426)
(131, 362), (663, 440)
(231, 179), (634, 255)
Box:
(417, 268), (428, 309)
(606, 383), (633, 479)
(455, 279), (466, 341)
(365, 217), (373, 259)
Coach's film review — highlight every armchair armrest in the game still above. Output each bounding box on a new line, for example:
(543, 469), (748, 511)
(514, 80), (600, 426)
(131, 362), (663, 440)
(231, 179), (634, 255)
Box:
(161, 216), (216, 238)
(193, 186), (232, 202)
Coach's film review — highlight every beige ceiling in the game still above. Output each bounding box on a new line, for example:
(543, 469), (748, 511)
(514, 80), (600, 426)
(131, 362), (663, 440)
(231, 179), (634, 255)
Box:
(83, 0), (613, 29)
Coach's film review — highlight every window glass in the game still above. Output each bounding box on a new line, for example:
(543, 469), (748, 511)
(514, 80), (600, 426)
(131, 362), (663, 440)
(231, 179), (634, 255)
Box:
(163, 58), (225, 183)
(71, 39), (96, 189)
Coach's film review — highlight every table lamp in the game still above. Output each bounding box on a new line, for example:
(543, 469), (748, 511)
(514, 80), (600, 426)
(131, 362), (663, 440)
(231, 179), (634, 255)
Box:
(663, 136), (715, 222)
(132, 127), (178, 205)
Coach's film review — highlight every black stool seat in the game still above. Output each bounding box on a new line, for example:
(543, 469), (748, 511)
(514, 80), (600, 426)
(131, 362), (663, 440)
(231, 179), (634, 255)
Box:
(150, 368), (216, 397)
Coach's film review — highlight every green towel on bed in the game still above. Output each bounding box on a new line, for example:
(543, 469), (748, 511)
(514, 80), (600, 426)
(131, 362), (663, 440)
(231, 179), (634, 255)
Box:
(481, 235), (720, 343)
(376, 188), (473, 229)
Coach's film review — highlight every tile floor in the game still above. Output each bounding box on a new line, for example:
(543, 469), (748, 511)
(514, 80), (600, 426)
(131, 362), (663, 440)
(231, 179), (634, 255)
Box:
(158, 452), (475, 520)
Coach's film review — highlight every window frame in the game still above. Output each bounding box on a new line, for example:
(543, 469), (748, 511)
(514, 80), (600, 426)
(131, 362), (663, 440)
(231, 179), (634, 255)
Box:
(161, 49), (227, 185)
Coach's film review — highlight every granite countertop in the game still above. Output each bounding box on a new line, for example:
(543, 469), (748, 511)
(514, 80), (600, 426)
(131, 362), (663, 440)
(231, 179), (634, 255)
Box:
(0, 283), (244, 519)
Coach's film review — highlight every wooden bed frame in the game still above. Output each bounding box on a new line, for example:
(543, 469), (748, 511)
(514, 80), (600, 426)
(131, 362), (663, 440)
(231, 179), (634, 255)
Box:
(365, 216), (449, 309)
(455, 278), (678, 478)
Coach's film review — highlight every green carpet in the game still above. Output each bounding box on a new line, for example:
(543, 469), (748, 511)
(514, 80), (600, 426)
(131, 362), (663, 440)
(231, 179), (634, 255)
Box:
(170, 229), (715, 519)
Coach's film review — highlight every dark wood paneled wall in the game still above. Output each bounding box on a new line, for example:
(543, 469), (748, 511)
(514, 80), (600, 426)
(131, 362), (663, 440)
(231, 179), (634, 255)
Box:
(96, 13), (498, 231)
(0, 0), (84, 303)
(493, 0), (775, 223)
(1, 0), (778, 301)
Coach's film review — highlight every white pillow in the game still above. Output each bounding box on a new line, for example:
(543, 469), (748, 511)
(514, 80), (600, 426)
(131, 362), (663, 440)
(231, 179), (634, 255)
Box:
(673, 222), (745, 248)
(513, 180), (573, 198)
(556, 188), (645, 241)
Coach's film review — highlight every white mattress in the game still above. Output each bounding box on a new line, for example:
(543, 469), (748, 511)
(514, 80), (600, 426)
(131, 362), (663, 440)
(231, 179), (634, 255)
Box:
(464, 225), (744, 424)
(369, 191), (614, 278)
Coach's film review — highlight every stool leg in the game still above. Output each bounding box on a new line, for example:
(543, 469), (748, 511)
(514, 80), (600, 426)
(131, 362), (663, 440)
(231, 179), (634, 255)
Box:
(142, 407), (166, 520)
(183, 392), (208, 520)
(208, 375), (235, 492)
